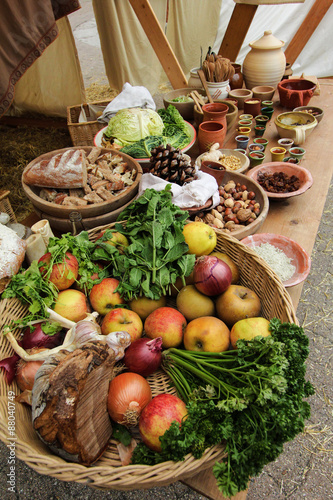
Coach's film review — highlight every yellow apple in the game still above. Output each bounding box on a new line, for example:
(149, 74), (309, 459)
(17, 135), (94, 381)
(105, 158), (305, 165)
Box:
(101, 307), (143, 342)
(216, 284), (261, 328)
(96, 230), (129, 253)
(209, 251), (240, 284)
(89, 278), (126, 316)
(230, 317), (271, 349)
(183, 221), (217, 256)
(144, 307), (187, 348)
(53, 289), (90, 323)
(169, 271), (194, 297)
(176, 285), (215, 321)
(129, 295), (167, 321)
(183, 316), (230, 352)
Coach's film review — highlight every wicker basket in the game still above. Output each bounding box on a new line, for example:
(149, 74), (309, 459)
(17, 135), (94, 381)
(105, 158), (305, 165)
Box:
(0, 228), (297, 490)
(0, 190), (17, 223)
(67, 100), (110, 146)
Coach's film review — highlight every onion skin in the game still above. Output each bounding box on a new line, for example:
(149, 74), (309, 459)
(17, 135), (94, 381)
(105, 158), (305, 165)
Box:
(16, 348), (47, 391)
(21, 323), (64, 350)
(123, 337), (163, 377)
(107, 372), (152, 427)
(194, 255), (232, 296)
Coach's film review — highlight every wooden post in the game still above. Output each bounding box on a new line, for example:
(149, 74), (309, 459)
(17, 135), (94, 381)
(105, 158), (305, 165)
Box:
(218, 4), (258, 61)
(128, 0), (188, 89)
(284, 0), (332, 65)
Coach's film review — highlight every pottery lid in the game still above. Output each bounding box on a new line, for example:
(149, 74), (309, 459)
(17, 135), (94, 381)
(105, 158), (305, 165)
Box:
(249, 30), (285, 50)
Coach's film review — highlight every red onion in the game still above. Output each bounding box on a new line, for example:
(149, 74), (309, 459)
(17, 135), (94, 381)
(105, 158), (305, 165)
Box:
(123, 337), (163, 377)
(194, 255), (232, 296)
(0, 354), (20, 384)
(20, 323), (64, 350)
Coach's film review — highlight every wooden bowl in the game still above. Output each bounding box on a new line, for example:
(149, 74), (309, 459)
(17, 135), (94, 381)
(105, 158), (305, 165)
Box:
(246, 162), (313, 199)
(241, 233), (311, 287)
(22, 147), (142, 219)
(163, 87), (206, 121)
(195, 148), (250, 174)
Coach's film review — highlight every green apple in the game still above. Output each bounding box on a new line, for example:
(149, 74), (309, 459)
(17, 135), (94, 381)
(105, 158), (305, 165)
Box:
(129, 295), (167, 321)
(176, 285), (215, 321)
(230, 317), (271, 349)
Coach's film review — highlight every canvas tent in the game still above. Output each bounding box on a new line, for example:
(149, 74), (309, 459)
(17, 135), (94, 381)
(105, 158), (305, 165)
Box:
(0, 0), (332, 119)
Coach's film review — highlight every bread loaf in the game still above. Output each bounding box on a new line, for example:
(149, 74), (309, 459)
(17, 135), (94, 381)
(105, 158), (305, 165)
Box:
(0, 223), (27, 292)
(23, 149), (88, 189)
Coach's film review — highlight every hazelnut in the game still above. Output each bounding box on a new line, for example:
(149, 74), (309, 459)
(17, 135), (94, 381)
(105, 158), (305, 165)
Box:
(248, 191), (256, 200)
(224, 198), (235, 208)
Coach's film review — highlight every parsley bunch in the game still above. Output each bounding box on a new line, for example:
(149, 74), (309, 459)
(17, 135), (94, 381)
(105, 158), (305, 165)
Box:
(92, 186), (196, 300)
(132, 319), (314, 497)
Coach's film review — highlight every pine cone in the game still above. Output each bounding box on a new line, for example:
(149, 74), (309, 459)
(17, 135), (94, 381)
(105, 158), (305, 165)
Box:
(149, 144), (197, 186)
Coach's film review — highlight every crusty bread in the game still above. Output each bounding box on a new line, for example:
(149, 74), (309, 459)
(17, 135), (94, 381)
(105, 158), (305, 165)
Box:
(23, 149), (87, 189)
(0, 223), (27, 291)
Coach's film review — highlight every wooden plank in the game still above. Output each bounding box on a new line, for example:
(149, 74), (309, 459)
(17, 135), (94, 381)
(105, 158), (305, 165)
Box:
(284, 0), (332, 65)
(128, 0), (188, 89)
(218, 4), (258, 61)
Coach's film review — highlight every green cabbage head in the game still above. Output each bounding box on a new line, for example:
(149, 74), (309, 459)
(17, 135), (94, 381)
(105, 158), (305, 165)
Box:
(105, 108), (164, 145)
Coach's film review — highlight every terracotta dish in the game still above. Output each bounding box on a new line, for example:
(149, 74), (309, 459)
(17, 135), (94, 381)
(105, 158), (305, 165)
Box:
(277, 79), (316, 108)
(241, 233), (311, 287)
(246, 162), (313, 200)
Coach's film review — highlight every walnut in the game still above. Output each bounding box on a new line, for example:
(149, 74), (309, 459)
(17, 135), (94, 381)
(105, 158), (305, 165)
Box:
(236, 208), (252, 222)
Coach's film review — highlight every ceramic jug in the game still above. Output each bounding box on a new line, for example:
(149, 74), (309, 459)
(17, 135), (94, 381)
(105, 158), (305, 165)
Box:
(242, 30), (286, 90)
(229, 63), (244, 90)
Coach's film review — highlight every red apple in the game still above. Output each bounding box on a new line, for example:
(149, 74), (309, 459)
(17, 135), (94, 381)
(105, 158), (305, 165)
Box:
(39, 251), (79, 290)
(215, 284), (261, 328)
(139, 394), (187, 452)
(144, 307), (187, 348)
(53, 289), (90, 323)
(230, 317), (271, 349)
(89, 277), (126, 316)
(129, 295), (167, 321)
(183, 316), (230, 352)
(101, 307), (143, 342)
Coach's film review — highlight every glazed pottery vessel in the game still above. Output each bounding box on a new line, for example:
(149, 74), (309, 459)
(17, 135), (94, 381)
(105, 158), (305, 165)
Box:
(254, 125), (266, 137)
(238, 126), (251, 136)
(200, 160), (226, 186)
(275, 111), (317, 145)
(278, 138), (294, 151)
(261, 107), (274, 120)
(239, 114), (253, 121)
(235, 135), (250, 150)
(277, 79), (316, 109)
(248, 143), (265, 154)
(243, 98), (262, 117)
(229, 63), (244, 90)
(253, 137), (269, 150)
(262, 100), (274, 108)
(202, 102), (229, 129)
(283, 156), (300, 164)
(249, 151), (265, 168)
(289, 147), (306, 162)
(255, 115), (270, 126)
(270, 147), (286, 162)
(238, 119), (252, 128)
(228, 88), (253, 109)
(206, 80), (230, 100)
(243, 30), (286, 89)
(198, 121), (226, 154)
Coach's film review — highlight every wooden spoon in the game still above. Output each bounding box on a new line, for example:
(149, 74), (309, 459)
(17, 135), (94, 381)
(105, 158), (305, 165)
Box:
(197, 69), (214, 103)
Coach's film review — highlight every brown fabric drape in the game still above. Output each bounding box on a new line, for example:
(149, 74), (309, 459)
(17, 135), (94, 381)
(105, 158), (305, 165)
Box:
(0, 0), (80, 117)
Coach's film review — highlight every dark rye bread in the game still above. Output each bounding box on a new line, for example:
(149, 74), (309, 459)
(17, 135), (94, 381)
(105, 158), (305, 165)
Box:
(23, 149), (88, 189)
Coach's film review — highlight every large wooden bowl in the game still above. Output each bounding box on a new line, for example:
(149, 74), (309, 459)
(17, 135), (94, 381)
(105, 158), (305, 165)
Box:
(22, 147), (142, 219)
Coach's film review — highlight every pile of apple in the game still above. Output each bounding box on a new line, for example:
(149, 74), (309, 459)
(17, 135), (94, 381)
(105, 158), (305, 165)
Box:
(37, 221), (271, 454)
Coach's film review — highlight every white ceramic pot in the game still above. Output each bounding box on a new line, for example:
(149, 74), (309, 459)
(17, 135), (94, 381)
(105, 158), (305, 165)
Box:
(188, 67), (202, 88)
(206, 80), (230, 100)
(243, 30), (286, 90)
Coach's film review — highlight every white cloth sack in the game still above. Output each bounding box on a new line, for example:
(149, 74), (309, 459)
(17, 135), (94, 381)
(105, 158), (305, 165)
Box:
(98, 83), (156, 123)
(138, 171), (220, 209)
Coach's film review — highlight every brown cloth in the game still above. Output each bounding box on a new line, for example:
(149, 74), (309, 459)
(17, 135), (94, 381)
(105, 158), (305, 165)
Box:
(0, 0), (81, 118)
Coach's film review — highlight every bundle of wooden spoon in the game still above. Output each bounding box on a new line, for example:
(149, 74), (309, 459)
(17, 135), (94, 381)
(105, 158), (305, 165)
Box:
(202, 47), (235, 83)
(189, 90), (206, 112)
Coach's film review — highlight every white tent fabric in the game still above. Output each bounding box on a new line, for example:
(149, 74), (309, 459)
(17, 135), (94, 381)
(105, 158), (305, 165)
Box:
(213, 0), (333, 78)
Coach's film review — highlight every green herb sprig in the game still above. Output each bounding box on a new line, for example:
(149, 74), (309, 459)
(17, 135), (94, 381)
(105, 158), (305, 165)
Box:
(132, 319), (315, 497)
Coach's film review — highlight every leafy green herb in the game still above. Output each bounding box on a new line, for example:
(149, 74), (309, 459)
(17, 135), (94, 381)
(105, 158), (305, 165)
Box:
(120, 136), (165, 158)
(111, 421), (133, 447)
(132, 319), (314, 497)
(92, 186), (196, 300)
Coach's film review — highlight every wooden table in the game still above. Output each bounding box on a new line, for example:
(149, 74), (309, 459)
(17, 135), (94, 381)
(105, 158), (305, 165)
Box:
(180, 78), (333, 500)
(21, 79), (332, 500)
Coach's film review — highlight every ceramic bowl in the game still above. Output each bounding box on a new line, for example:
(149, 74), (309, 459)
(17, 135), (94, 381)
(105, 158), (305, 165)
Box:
(277, 79), (316, 109)
(260, 107), (274, 120)
(246, 162), (313, 200)
(251, 86), (275, 101)
(162, 87), (206, 120)
(278, 138), (294, 151)
(253, 137), (269, 150)
(248, 143), (265, 153)
(293, 106), (324, 123)
(274, 111), (317, 145)
(249, 151), (265, 168)
(195, 148), (250, 174)
(289, 146), (306, 162)
(240, 233), (311, 287)
(228, 88), (253, 109)
(194, 99), (238, 130)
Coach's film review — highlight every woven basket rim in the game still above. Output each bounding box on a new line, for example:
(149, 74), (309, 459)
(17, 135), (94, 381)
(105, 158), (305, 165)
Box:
(0, 227), (297, 490)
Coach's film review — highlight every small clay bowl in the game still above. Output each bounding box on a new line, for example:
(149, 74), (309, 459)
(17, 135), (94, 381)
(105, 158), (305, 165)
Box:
(252, 85), (275, 101)
(255, 115), (270, 126)
(200, 160), (226, 186)
(253, 137), (269, 151)
(261, 107), (274, 120)
(289, 146), (306, 162)
(254, 125), (266, 137)
(238, 119), (252, 128)
(262, 100), (274, 108)
(235, 135), (250, 149)
(228, 88), (253, 109)
(270, 147), (286, 161)
(248, 143), (265, 154)
(248, 151), (265, 168)
(238, 126), (251, 136)
(239, 114), (253, 121)
(278, 138), (294, 151)
(283, 157), (300, 164)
